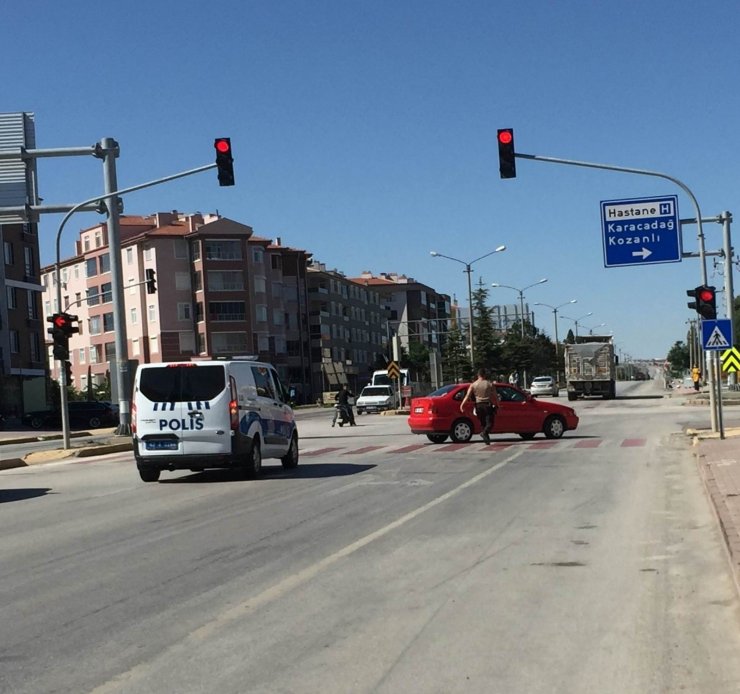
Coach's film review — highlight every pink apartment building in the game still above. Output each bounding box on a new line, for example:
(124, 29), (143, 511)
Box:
(41, 211), (312, 400)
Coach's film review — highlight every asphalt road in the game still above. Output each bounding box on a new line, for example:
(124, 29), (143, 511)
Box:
(2, 380), (740, 693)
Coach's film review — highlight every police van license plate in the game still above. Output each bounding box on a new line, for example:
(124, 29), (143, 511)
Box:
(145, 440), (178, 451)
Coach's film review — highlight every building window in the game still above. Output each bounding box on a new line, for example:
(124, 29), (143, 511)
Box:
(197, 332), (206, 353)
(150, 335), (159, 353)
(179, 331), (195, 352)
(212, 332), (249, 354)
(255, 305), (268, 322)
(79, 348), (86, 364)
(88, 286), (100, 306)
(24, 246), (34, 276)
(130, 307), (138, 324)
(193, 271), (202, 291)
(132, 338), (140, 357)
(103, 312), (114, 332)
(148, 304), (156, 322)
(9, 331), (20, 353)
(175, 272), (191, 290)
(101, 282), (112, 303)
(3, 241), (14, 265)
(95, 231), (102, 248)
(207, 270), (244, 290)
(273, 310), (284, 326)
(208, 301), (245, 321)
(27, 290), (38, 319)
(126, 247), (133, 265)
(144, 247), (152, 261)
(86, 258), (97, 277)
(128, 277), (136, 295)
(174, 239), (188, 259)
(89, 316), (102, 335)
(204, 239), (241, 260)
(105, 342), (115, 360)
(252, 248), (264, 264)
(191, 241), (200, 261)
(177, 303), (192, 321)
(30, 333), (41, 362)
(7, 286), (17, 309)
(84, 237), (90, 252)
(99, 253), (110, 274)
(271, 254), (282, 271)
(253, 276), (266, 293)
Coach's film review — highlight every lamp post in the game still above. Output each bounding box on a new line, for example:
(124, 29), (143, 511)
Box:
(534, 299), (577, 385)
(580, 322), (607, 336)
(491, 278), (548, 387)
(560, 311), (593, 339)
(430, 246), (507, 367)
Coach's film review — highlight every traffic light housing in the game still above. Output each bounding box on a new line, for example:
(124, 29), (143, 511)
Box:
(687, 285), (717, 320)
(63, 360), (73, 384)
(145, 268), (157, 294)
(214, 137), (235, 186)
(497, 128), (516, 179)
(47, 313), (79, 361)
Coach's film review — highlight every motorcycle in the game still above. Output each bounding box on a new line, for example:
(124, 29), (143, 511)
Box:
(332, 403), (353, 427)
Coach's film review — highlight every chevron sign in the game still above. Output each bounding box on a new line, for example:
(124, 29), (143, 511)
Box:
(721, 347), (740, 373)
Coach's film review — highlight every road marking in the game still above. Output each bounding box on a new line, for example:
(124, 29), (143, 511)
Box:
(621, 438), (647, 447)
(574, 439), (603, 448)
(300, 447), (344, 457)
(87, 447), (526, 694)
(342, 445), (386, 455)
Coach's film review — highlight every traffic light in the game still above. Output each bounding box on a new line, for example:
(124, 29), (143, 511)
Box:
(497, 128), (516, 179)
(687, 285), (717, 320)
(47, 313), (69, 360)
(145, 268), (157, 294)
(214, 137), (235, 187)
(63, 360), (72, 384)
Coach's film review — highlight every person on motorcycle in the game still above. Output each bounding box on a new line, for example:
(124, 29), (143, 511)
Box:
(333, 384), (356, 426)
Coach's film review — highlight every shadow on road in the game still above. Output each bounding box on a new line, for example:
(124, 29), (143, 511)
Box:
(0, 488), (52, 503)
(159, 462), (375, 484)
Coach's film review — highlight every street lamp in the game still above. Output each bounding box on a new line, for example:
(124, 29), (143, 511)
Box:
(492, 278), (548, 387)
(580, 322), (607, 336)
(430, 245), (507, 366)
(534, 299), (577, 385)
(560, 311), (593, 339)
(491, 278), (548, 338)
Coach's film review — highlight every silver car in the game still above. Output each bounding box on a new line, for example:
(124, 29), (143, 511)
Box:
(529, 376), (559, 397)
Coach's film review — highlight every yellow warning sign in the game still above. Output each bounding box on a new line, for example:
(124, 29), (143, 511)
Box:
(387, 361), (400, 380)
(721, 346), (740, 372)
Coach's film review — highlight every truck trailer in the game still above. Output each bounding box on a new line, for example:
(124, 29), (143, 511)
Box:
(564, 335), (617, 401)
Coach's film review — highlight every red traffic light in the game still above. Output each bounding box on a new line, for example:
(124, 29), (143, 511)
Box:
(54, 314), (70, 328)
(215, 138), (231, 154)
(698, 288), (715, 302)
(498, 130), (513, 145)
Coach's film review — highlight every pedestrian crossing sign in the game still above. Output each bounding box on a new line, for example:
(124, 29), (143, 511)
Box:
(702, 318), (733, 351)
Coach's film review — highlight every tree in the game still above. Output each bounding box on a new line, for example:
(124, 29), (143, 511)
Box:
(405, 341), (430, 383)
(471, 279), (501, 371)
(666, 341), (689, 377)
(441, 324), (471, 383)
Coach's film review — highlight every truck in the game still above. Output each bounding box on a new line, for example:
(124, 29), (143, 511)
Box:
(564, 335), (617, 401)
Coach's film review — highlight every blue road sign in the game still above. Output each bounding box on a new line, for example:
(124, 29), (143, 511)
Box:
(601, 195), (681, 268)
(702, 318), (733, 351)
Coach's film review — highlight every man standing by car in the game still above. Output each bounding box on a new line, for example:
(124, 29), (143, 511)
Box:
(460, 367), (499, 445)
(334, 384), (357, 426)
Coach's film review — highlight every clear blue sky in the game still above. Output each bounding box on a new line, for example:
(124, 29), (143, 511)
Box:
(5, 0), (740, 359)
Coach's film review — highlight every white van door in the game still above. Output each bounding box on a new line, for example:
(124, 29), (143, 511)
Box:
(135, 363), (231, 457)
(248, 365), (292, 458)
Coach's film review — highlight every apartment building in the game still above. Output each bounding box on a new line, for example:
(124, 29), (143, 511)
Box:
(306, 262), (386, 395)
(0, 222), (45, 414)
(349, 271), (451, 359)
(40, 211), (311, 398)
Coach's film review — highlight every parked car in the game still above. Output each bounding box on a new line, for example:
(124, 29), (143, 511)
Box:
(22, 401), (119, 430)
(529, 375), (559, 397)
(355, 385), (398, 414)
(407, 382), (579, 443)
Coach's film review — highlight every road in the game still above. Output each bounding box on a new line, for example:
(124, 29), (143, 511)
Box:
(2, 380), (740, 693)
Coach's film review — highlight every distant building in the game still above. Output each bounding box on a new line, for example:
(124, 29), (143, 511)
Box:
(40, 212), (311, 398)
(306, 261), (386, 395)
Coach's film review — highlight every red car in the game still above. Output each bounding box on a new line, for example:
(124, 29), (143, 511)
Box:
(408, 382), (579, 443)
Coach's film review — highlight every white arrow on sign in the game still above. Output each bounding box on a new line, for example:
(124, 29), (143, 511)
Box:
(631, 247), (653, 260)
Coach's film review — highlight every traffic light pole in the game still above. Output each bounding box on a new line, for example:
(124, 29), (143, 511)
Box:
(516, 151), (718, 432)
(54, 151), (217, 447)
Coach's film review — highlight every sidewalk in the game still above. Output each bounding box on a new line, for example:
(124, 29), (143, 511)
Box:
(690, 423), (740, 593)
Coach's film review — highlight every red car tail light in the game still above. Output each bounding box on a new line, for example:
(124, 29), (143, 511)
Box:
(131, 402), (137, 434)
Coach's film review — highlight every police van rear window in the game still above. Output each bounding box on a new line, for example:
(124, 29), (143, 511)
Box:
(139, 365), (226, 402)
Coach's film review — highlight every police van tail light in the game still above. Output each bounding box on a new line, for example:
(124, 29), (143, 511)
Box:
(229, 376), (239, 430)
(131, 401), (137, 434)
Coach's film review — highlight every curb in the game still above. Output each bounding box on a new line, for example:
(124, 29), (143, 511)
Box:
(1, 440), (134, 471)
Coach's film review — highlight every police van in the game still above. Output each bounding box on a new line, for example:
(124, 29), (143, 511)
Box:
(131, 357), (298, 482)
